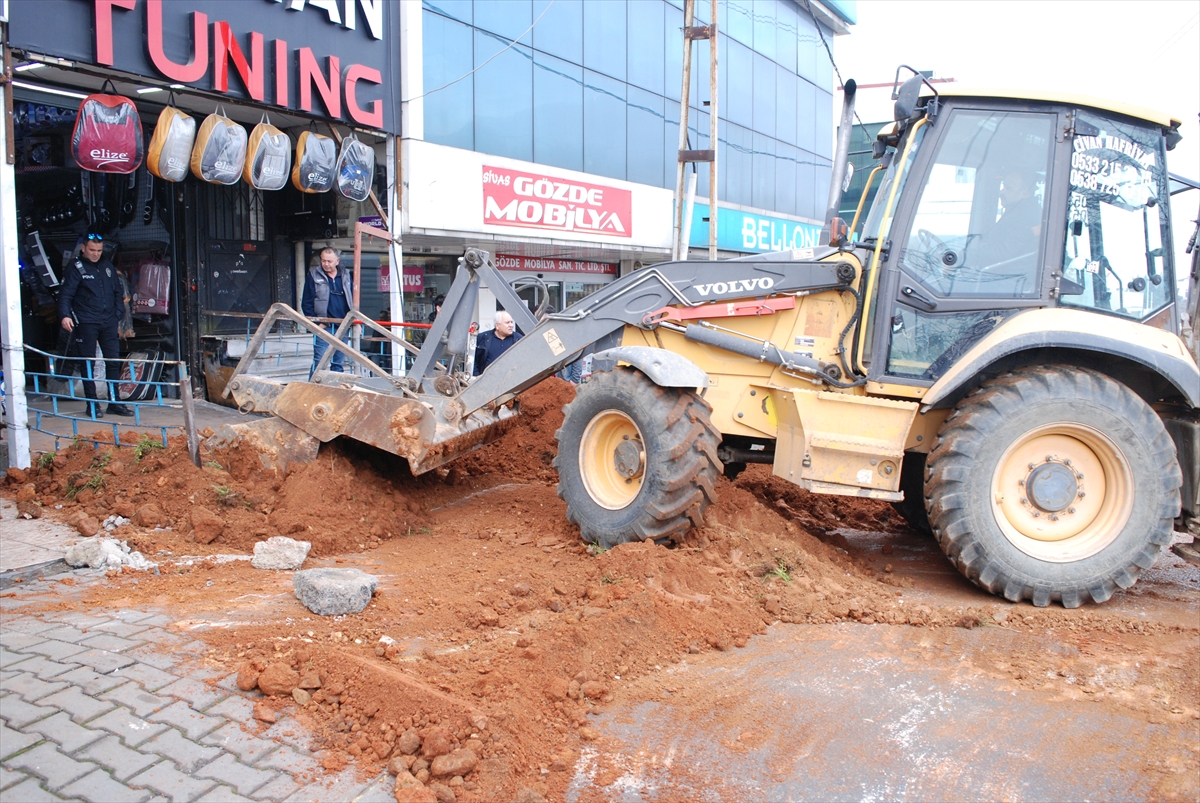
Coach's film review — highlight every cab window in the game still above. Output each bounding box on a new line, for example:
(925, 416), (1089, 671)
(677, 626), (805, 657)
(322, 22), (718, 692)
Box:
(900, 110), (1055, 299)
(1060, 109), (1171, 320)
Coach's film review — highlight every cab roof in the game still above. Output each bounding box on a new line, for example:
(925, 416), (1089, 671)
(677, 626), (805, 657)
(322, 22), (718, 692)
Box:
(924, 85), (1181, 130)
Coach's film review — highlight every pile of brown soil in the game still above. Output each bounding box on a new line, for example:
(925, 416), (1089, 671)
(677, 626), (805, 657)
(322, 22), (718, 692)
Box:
(5, 378), (1196, 802)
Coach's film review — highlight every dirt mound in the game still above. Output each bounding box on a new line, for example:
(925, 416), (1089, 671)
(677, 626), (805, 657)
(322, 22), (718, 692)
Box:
(6, 378), (1196, 801)
(456, 378), (575, 482)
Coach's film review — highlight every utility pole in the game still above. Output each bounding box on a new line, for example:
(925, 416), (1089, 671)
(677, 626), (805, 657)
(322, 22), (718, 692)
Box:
(671, 0), (719, 261)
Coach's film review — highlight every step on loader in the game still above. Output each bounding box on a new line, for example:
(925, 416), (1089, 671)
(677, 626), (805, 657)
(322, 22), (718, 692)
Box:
(220, 67), (1200, 608)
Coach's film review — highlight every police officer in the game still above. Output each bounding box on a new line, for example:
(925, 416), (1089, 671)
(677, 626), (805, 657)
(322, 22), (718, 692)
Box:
(58, 234), (133, 417)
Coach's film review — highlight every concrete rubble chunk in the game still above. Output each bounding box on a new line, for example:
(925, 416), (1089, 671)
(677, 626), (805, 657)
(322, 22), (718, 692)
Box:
(252, 536), (312, 570)
(293, 568), (378, 616)
(64, 537), (154, 571)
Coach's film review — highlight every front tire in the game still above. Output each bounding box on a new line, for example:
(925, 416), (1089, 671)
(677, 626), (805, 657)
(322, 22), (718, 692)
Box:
(554, 367), (721, 548)
(925, 366), (1181, 608)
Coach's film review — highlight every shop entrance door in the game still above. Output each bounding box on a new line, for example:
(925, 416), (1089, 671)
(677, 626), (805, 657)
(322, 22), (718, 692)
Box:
(203, 241), (274, 335)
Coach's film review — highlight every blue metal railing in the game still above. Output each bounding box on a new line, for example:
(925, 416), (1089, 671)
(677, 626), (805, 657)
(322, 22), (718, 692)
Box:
(21, 345), (199, 462)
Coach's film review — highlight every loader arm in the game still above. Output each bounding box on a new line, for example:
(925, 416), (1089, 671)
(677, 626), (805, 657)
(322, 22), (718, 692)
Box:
(456, 248), (857, 417)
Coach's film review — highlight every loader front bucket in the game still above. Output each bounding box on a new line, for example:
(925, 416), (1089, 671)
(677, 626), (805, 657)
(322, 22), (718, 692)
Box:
(206, 418), (321, 474)
(223, 376), (518, 476)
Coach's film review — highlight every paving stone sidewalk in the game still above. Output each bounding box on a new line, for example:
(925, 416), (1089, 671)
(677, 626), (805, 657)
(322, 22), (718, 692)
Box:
(0, 570), (395, 803)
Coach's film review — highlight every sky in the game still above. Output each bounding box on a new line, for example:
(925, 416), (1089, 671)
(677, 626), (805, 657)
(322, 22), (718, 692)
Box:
(834, 0), (1200, 274)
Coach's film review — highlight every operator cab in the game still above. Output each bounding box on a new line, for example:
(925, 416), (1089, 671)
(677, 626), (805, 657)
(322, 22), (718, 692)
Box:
(853, 72), (1183, 386)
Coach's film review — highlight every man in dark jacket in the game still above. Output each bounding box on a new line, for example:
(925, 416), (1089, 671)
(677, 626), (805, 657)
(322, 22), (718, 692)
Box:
(473, 310), (522, 375)
(301, 247), (354, 378)
(58, 234), (133, 417)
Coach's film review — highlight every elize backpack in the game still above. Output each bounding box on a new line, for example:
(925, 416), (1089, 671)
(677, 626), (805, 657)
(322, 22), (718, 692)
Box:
(292, 129), (337, 193)
(335, 134), (375, 202)
(72, 80), (143, 174)
(146, 97), (195, 182)
(244, 114), (292, 191)
(191, 107), (247, 185)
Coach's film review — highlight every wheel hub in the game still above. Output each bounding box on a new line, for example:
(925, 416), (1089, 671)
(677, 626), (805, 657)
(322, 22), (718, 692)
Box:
(991, 426), (1132, 563)
(1025, 461), (1079, 513)
(613, 438), (645, 479)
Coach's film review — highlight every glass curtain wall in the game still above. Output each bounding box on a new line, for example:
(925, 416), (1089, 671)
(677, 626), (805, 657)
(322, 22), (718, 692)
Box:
(422, 0), (835, 220)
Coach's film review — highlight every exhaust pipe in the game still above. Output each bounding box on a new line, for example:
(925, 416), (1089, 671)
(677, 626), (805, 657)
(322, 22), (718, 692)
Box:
(821, 79), (857, 245)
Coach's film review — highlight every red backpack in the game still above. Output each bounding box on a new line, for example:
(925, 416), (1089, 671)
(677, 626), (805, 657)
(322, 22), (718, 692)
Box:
(72, 81), (143, 174)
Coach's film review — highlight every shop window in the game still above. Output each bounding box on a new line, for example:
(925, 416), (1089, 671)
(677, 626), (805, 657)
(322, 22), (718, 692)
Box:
(583, 70), (627, 180)
(724, 39), (753, 129)
(474, 32), (533, 161)
(534, 52), (584, 172)
(533, 0), (582, 65)
(583, 0), (626, 82)
(775, 142), (798, 217)
(797, 78), (816, 155)
(752, 132), (776, 212)
(473, 0), (530, 42)
(423, 10), (475, 150)
(752, 52), (776, 140)
(565, 281), (608, 308)
(776, 67), (797, 147)
(628, 0), (665, 96)
(627, 88), (665, 188)
(724, 123), (753, 207)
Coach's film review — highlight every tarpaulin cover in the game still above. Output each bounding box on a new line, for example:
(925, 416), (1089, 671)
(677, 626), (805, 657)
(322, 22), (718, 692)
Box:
(72, 93), (144, 174)
(244, 117), (292, 191)
(335, 134), (375, 202)
(191, 111), (247, 185)
(147, 106), (196, 182)
(292, 130), (337, 193)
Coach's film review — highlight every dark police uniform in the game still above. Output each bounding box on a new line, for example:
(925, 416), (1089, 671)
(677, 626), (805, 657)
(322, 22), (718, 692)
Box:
(58, 253), (124, 409)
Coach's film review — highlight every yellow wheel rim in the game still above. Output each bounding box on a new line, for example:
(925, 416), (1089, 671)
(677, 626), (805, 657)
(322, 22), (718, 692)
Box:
(991, 424), (1133, 563)
(579, 409), (645, 510)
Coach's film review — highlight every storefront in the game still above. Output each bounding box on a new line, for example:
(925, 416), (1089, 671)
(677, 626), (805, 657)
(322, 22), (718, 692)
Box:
(1, 0), (401, 403)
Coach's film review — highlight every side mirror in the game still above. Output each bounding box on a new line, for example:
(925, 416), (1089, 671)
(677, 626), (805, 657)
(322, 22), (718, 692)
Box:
(893, 75), (922, 122)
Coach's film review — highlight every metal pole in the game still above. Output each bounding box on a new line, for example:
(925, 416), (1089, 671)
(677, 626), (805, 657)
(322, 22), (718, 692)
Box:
(387, 133), (405, 376)
(708, 0), (719, 260)
(672, 0), (695, 262)
(179, 365), (200, 467)
(0, 38), (31, 469)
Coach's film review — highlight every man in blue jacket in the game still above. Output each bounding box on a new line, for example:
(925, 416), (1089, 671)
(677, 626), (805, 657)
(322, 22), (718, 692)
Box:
(473, 310), (522, 375)
(301, 247), (354, 378)
(58, 234), (133, 417)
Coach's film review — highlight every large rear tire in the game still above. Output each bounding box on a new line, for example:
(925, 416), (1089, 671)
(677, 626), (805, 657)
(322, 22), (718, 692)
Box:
(925, 366), (1181, 608)
(891, 452), (932, 534)
(554, 367), (722, 548)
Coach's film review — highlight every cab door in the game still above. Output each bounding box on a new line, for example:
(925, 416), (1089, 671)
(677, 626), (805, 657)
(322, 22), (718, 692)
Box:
(870, 104), (1068, 385)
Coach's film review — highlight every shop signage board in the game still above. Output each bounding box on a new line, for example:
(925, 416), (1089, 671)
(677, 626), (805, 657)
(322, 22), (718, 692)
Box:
(483, 166), (632, 240)
(6, 0), (400, 133)
(494, 254), (616, 275)
(405, 140), (673, 250)
(379, 264), (423, 294)
(686, 201), (822, 254)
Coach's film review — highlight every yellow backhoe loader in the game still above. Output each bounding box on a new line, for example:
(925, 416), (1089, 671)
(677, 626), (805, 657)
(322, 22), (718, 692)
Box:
(220, 67), (1199, 608)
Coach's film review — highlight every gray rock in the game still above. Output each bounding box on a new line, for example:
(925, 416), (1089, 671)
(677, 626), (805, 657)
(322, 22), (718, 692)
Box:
(293, 568), (377, 615)
(64, 537), (153, 570)
(252, 536), (312, 570)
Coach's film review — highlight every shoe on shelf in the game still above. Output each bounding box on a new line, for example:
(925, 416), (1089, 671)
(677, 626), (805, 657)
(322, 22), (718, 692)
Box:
(107, 404), (134, 417)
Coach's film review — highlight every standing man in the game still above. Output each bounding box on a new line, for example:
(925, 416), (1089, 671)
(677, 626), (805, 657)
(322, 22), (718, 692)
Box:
(473, 310), (522, 375)
(301, 247), (354, 378)
(58, 234), (133, 417)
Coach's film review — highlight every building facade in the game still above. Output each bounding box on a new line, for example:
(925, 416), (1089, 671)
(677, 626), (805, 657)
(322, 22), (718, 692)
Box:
(400, 0), (855, 322)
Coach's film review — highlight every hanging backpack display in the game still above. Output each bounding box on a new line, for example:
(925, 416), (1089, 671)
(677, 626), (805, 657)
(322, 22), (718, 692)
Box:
(71, 80), (143, 174)
(335, 134), (375, 202)
(146, 97), (195, 182)
(292, 129), (337, 193)
(190, 107), (247, 185)
(244, 114), (292, 191)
